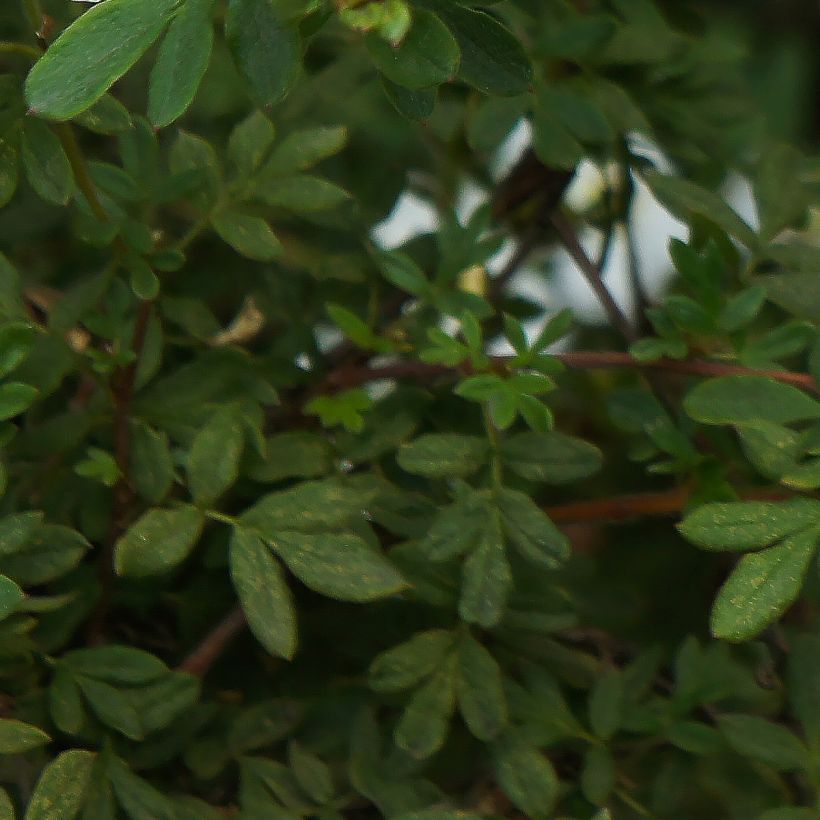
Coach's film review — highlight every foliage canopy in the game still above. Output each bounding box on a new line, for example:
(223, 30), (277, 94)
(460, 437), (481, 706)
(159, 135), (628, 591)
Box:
(0, 0), (819, 817)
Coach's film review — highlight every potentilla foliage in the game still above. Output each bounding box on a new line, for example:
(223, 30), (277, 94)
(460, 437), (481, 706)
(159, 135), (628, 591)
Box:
(0, 0), (817, 817)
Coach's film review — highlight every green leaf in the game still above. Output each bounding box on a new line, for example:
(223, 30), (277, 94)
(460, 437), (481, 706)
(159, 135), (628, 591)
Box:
(0, 574), (23, 620)
(128, 421), (174, 504)
(230, 528), (297, 660)
(459, 515), (511, 627)
(395, 658), (456, 759)
(0, 788), (12, 820)
(492, 733), (558, 818)
(24, 749), (95, 820)
(456, 634), (507, 740)
(0, 511), (43, 556)
(498, 488), (570, 568)
(684, 376), (820, 426)
(787, 635), (820, 749)
(246, 432), (331, 483)
(148, 0), (214, 128)
(114, 505), (205, 577)
(287, 741), (334, 805)
(0, 718), (50, 753)
(129, 672), (200, 733)
(588, 668), (623, 739)
(0, 524), (89, 585)
(397, 434), (488, 478)
(678, 499), (820, 552)
(644, 172), (758, 249)
(0, 323), (38, 379)
(421, 491), (487, 561)
(21, 119), (73, 206)
(366, 10), (460, 90)
(228, 110), (276, 176)
(718, 714), (809, 771)
(755, 144), (808, 242)
(73, 94), (132, 135)
(263, 125), (347, 174)
(108, 757), (176, 820)
(49, 670), (85, 735)
(228, 699), (303, 755)
(756, 273), (820, 323)
(369, 629), (454, 692)
(212, 209), (283, 261)
(225, 0), (301, 108)
(253, 174), (349, 211)
(25, 0), (178, 120)
(710, 527), (819, 641)
(501, 431), (602, 483)
(62, 646), (167, 685)
(738, 421), (801, 481)
(272, 531), (406, 602)
(381, 77), (437, 120)
(581, 745), (615, 805)
(0, 382), (37, 420)
(240, 477), (376, 537)
(433, 4), (532, 96)
(75, 676), (143, 740)
(187, 405), (244, 506)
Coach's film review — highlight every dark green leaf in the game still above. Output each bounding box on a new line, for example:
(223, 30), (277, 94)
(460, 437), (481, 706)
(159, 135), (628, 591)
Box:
(114, 505), (205, 577)
(76, 676), (143, 740)
(0, 574), (22, 620)
(287, 741), (334, 805)
(230, 528), (297, 660)
(501, 431), (602, 483)
(710, 527), (818, 641)
(225, 0), (301, 108)
(369, 629), (454, 692)
(366, 10), (459, 90)
(212, 208), (283, 261)
(240, 477), (376, 537)
(456, 633), (507, 740)
(25, 0), (178, 120)
(62, 646), (167, 685)
(459, 514), (511, 627)
(21, 119), (73, 205)
(397, 434), (488, 478)
(498, 488), (570, 568)
(678, 499), (820, 552)
(0, 718), (49, 753)
(24, 749), (95, 820)
(684, 376), (820, 426)
(718, 714), (809, 771)
(492, 733), (558, 818)
(188, 405), (244, 506)
(395, 659), (456, 759)
(580, 745), (615, 805)
(434, 4), (532, 95)
(148, 0), (214, 128)
(272, 531), (406, 602)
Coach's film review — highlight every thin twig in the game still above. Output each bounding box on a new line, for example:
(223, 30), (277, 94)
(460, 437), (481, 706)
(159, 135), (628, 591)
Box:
(551, 211), (637, 343)
(178, 606), (248, 677)
(318, 351), (819, 395)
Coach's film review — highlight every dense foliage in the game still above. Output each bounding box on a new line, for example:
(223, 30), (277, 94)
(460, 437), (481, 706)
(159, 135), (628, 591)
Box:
(0, 0), (819, 817)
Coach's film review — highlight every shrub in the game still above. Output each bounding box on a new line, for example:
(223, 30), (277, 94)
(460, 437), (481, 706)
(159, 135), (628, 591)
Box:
(0, 0), (818, 817)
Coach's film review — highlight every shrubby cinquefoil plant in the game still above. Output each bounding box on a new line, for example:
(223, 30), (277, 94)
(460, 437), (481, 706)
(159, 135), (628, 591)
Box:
(0, 0), (817, 817)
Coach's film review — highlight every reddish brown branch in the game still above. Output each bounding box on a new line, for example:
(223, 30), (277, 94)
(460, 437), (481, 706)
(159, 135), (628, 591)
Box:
(86, 300), (154, 644)
(178, 606), (247, 677)
(320, 351), (818, 395)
